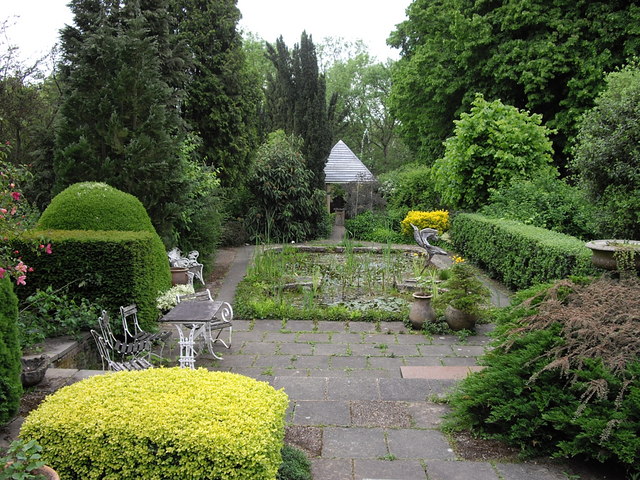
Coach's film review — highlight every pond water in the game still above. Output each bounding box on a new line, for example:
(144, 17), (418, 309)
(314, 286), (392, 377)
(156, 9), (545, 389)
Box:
(248, 246), (433, 314)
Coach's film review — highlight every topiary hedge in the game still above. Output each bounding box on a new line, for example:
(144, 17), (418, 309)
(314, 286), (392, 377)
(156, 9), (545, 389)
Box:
(21, 368), (289, 479)
(450, 213), (596, 290)
(0, 278), (22, 425)
(14, 230), (170, 329)
(37, 182), (157, 233)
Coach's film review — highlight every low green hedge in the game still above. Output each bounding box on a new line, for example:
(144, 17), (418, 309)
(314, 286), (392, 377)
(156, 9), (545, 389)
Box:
(450, 213), (596, 289)
(21, 368), (289, 479)
(0, 278), (22, 426)
(14, 229), (170, 329)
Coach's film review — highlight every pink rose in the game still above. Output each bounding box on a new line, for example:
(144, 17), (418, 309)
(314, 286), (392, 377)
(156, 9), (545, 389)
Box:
(0, 268), (5, 279)
(45, 243), (52, 254)
(11, 191), (20, 201)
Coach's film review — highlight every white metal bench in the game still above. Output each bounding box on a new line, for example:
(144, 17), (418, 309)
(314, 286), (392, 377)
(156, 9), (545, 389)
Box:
(168, 248), (204, 284)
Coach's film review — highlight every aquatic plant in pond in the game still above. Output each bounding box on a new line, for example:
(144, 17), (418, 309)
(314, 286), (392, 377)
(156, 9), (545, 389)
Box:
(237, 245), (423, 321)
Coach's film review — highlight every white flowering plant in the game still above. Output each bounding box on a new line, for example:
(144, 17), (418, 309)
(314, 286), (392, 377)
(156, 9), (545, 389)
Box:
(156, 284), (195, 312)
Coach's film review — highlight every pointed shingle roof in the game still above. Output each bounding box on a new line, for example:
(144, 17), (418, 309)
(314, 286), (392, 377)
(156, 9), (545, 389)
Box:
(324, 140), (375, 184)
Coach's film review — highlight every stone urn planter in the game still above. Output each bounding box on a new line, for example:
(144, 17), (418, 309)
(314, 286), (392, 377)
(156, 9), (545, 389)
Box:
(585, 239), (640, 271)
(444, 305), (478, 331)
(20, 355), (49, 387)
(408, 292), (437, 329)
(170, 266), (189, 285)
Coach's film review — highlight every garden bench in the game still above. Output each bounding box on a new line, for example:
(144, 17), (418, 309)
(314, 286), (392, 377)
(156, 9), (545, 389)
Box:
(167, 248), (204, 284)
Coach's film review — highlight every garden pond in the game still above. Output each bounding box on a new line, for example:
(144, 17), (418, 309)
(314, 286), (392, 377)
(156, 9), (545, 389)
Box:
(235, 244), (443, 322)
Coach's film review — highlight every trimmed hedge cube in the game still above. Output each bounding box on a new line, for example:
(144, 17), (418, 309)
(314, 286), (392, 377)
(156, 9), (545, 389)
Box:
(21, 368), (289, 479)
(450, 213), (596, 289)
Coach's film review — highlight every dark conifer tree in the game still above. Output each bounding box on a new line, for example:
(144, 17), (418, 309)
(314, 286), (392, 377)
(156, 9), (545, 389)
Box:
(171, 0), (260, 188)
(266, 32), (333, 189)
(54, 0), (188, 240)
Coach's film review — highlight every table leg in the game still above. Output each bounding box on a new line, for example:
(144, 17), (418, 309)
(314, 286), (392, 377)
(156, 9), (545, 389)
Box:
(175, 325), (196, 369)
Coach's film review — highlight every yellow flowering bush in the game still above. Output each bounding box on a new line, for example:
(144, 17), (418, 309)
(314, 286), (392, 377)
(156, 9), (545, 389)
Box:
(401, 210), (450, 236)
(20, 368), (289, 480)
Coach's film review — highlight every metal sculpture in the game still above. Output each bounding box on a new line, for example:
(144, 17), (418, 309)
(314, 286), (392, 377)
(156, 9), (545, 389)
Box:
(411, 223), (448, 272)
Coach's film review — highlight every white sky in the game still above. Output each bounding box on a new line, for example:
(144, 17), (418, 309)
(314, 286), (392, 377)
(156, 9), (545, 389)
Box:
(1, 0), (411, 66)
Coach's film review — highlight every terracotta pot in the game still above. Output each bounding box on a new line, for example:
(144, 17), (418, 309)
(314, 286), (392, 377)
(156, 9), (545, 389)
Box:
(170, 267), (189, 285)
(444, 305), (477, 331)
(35, 465), (59, 480)
(409, 292), (436, 330)
(585, 239), (640, 271)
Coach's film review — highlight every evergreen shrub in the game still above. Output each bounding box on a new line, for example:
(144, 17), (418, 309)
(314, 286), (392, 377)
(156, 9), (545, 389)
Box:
(344, 211), (404, 243)
(14, 230), (170, 329)
(378, 163), (441, 211)
(445, 277), (640, 474)
(450, 213), (595, 289)
(0, 277), (22, 425)
(30, 182), (170, 327)
(21, 368), (289, 479)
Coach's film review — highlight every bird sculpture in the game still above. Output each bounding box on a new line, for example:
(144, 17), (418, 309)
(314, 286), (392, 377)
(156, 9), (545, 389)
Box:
(411, 223), (448, 272)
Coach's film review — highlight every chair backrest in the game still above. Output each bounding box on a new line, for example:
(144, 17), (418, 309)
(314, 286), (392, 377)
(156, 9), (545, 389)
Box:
(176, 289), (213, 303)
(91, 329), (114, 370)
(97, 310), (116, 347)
(120, 304), (141, 340)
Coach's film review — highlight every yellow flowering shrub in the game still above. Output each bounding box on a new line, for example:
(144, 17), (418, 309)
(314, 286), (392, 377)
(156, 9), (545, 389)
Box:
(20, 368), (289, 480)
(401, 210), (450, 236)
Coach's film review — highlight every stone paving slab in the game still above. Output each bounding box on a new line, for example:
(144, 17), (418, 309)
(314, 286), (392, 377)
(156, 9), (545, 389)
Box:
(386, 429), (455, 460)
(400, 366), (485, 379)
(322, 427), (388, 458)
(495, 462), (569, 480)
(425, 460), (500, 480)
(293, 401), (351, 426)
(327, 378), (380, 401)
(311, 458), (353, 480)
(354, 459), (427, 479)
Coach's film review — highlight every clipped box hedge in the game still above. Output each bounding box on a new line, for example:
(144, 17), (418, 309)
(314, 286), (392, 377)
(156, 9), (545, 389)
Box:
(450, 213), (596, 289)
(14, 229), (170, 329)
(21, 368), (289, 479)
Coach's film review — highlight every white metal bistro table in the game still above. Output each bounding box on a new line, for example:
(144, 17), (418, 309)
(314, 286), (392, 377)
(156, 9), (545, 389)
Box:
(160, 300), (233, 368)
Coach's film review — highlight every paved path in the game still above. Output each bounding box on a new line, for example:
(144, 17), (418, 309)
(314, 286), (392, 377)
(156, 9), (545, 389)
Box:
(2, 225), (619, 479)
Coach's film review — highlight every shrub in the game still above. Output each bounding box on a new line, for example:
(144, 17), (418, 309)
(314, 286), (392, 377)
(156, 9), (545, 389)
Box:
(277, 445), (312, 480)
(21, 368), (289, 479)
(572, 63), (640, 239)
(246, 131), (329, 243)
(0, 277), (21, 426)
(445, 277), (640, 474)
(345, 211), (404, 243)
(479, 174), (600, 240)
(37, 182), (156, 233)
(29, 182), (170, 326)
(18, 287), (103, 349)
(378, 163), (441, 211)
(432, 94), (555, 210)
(400, 210), (450, 237)
(14, 229), (170, 330)
(450, 213), (596, 290)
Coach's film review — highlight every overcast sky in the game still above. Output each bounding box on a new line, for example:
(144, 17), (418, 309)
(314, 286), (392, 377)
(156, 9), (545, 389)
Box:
(1, 0), (411, 66)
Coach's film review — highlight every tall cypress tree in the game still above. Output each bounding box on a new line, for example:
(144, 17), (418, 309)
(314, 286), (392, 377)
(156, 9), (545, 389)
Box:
(171, 0), (260, 188)
(266, 32), (333, 189)
(54, 0), (188, 240)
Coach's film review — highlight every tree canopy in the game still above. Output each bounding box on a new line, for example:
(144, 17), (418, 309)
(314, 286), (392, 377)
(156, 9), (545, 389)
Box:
(389, 0), (640, 167)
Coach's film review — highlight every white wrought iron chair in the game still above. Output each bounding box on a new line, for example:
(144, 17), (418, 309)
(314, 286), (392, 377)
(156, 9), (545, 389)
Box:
(168, 248), (205, 284)
(96, 310), (152, 361)
(91, 330), (153, 371)
(120, 304), (171, 358)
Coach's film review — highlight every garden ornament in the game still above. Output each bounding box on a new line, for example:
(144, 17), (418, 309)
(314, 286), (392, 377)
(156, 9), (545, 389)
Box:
(411, 223), (448, 272)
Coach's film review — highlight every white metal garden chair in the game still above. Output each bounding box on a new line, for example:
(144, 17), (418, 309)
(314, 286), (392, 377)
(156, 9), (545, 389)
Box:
(90, 330), (153, 372)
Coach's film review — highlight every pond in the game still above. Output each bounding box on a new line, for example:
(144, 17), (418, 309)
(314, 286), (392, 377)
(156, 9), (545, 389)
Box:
(235, 244), (439, 322)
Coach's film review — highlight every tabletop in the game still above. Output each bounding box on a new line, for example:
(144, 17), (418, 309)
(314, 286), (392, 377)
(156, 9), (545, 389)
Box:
(161, 301), (224, 323)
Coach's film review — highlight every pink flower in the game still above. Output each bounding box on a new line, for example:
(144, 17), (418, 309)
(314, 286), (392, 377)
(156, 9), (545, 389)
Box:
(10, 206), (16, 215)
(45, 243), (52, 254)
(16, 275), (26, 285)
(0, 268), (5, 279)
(11, 191), (20, 201)
(28, 267), (34, 272)
(0, 208), (6, 214)
(14, 261), (27, 273)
